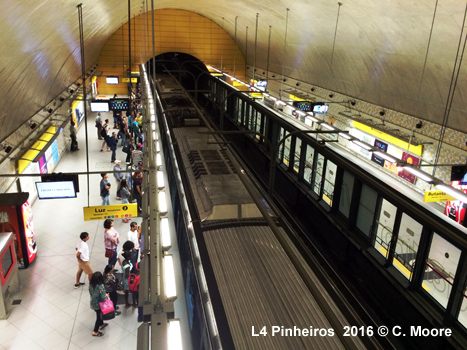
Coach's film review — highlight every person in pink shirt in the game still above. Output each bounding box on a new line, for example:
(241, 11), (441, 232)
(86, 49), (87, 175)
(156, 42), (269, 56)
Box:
(103, 219), (120, 270)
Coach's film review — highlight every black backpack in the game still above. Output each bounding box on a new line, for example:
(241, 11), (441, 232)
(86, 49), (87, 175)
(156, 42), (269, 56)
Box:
(100, 126), (107, 138)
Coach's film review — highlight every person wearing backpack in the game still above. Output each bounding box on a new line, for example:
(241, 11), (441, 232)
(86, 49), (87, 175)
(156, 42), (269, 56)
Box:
(95, 113), (103, 140)
(121, 251), (133, 308)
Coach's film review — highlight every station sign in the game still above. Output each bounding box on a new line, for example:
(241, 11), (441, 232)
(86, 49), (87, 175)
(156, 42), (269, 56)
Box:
(423, 190), (456, 202)
(83, 203), (137, 221)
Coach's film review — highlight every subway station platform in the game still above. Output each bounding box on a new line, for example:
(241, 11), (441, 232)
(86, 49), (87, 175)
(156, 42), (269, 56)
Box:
(0, 112), (191, 350)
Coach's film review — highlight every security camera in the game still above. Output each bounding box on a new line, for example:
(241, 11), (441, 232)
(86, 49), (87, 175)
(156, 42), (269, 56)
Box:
(296, 82), (300, 86)
(69, 89), (75, 94)
(329, 93), (334, 98)
(311, 87), (315, 92)
(350, 100), (356, 106)
(416, 121), (423, 129)
(379, 110), (385, 116)
(283, 78), (287, 82)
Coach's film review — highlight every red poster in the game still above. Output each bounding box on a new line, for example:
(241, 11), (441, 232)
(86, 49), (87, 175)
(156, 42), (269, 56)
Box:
(21, 200), (37, 264)
(444, 181), (467, 226)
(398, 152), (420, 184)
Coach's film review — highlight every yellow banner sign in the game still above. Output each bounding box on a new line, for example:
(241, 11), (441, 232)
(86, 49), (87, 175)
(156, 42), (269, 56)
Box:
(233, 81), (244, 87)
(83, 204), (138, 221)
(423, 190), (456, 202)
(353, 121), (423, 156)
(251, 92), (264, 98)
(289, 94), (313, 102)
(122, 78), (130, 83)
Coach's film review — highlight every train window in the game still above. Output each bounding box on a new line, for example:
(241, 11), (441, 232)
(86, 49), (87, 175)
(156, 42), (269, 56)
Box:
(338, 170), (354, 218)
(293, 138), (302, 173)
(422, 233), (461, 309)
(255, 113), (263, 140)
(313, 153), (325, 196)
(392, 213), (423, 281)
(236, 99), (242, 124)
(356, 184), (378, 237)
(283, 130), (291, 167)
(303, 144), (315, 185)
(278, 128), (286, 162)
(322, 159), (337, 206)
(374, 199), (397, 258)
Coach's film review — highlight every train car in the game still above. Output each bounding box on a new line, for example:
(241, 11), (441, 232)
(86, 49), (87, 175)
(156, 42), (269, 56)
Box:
(197, 74), (467, 349)
(153, 73), (380, 350)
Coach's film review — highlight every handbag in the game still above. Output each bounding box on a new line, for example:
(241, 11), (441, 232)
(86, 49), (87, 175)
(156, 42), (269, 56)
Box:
(105, 249), (114, 258)
(102, 310), (115, 320)
(99, 298), (114, 315)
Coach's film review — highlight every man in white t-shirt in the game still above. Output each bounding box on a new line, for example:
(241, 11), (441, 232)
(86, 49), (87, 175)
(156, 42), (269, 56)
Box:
(127, 222), (141, 266)
(75, 232), (93, 288)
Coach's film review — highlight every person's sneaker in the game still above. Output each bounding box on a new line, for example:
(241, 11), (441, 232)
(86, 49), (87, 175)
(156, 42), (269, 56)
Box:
(74, 284), (80, 288)
(115, 310), (122, 316)
(79, 282), (85, 286)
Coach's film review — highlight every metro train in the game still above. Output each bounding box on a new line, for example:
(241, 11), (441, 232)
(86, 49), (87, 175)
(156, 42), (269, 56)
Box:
(152, 72), (388, 350)
(186, 72), (467, 350)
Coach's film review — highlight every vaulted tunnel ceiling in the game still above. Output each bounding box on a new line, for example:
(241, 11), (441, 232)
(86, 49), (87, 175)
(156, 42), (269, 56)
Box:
(1, 0), (466, 144)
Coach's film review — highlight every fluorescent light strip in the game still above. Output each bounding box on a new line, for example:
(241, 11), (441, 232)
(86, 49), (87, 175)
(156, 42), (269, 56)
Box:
(151, 122), (156, 131)
(435, 184), (467, 203)
(157, 170), (165, 189)
(167, 319), (182, 350)
(158, 191), (168, 215)
(276, 100), (286, 106)
(296, 110), (306, 116)
(306, 114), (319, 123)
(160, 217), (171, 250)
(156, 141), (160, 153)
(321, 123), (335, 131)
(373, 151), (398, 163)
(164, 255), (177, 299)
(402, 166), (433, 183)
(156, 153), (162, 167)
(352, 140), (373, 151)
(152, 131), (156, 140)
(339, 132), (351, 140)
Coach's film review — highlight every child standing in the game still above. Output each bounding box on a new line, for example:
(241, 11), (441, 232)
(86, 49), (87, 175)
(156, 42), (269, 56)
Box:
(121, 251), (133, 308)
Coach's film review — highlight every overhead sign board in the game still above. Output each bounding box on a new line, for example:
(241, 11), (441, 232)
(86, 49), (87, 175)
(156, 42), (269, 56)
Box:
(83, 203), (137, 221)
(424, 190), (456, 202)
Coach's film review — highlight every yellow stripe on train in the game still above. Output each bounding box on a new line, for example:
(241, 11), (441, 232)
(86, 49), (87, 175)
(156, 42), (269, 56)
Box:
(377, 247), (430, 291)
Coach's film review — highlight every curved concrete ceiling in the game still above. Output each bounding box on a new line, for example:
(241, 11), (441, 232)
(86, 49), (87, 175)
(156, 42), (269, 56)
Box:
(1, 1), (466, 143)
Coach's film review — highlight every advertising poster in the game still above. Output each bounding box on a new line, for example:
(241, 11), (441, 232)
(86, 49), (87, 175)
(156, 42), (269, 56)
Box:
(398, 152), (420, 184)
(371, 139), (388, 167)
(21, 200), (37, 265)
(39, 154), (48, 174)
(444, 181), (467, 227)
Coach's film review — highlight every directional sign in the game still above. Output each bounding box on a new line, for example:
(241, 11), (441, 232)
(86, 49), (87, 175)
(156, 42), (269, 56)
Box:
(83, 203), (137, 221)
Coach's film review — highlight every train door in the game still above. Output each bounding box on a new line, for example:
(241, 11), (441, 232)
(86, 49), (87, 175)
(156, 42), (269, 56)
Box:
(303, 144), (315, 186)
(355, 183), (378, 238)
(373, 199), (397, 258)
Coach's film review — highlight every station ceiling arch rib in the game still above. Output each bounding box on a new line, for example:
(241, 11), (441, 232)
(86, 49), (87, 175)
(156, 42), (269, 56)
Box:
(1, 1), (467, 143)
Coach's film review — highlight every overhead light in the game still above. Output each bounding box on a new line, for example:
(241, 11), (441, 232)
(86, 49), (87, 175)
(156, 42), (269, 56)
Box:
(156, 153), (162, 167)
(339, 132), (351, 140)
(276, 100), (286, 106)
(156, 141), (160, 153)
(296, 110), (306, 116)
(372, 151), (397, 163)
(435, 184), (467, 203)
(306, 114), (319, 123)
(321, 123), (334, 131)
(167, 319), (182, 350)
(157, 170), (165, 189)
(159, 190), (168, 215)
(151, 122), (156, 131)
(152, 131), (156, 140)
(164, 254), (177, 300)
(352, 140), (372, 151)
(402, 166), (434, 183)
(161, 217), (171, 250)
